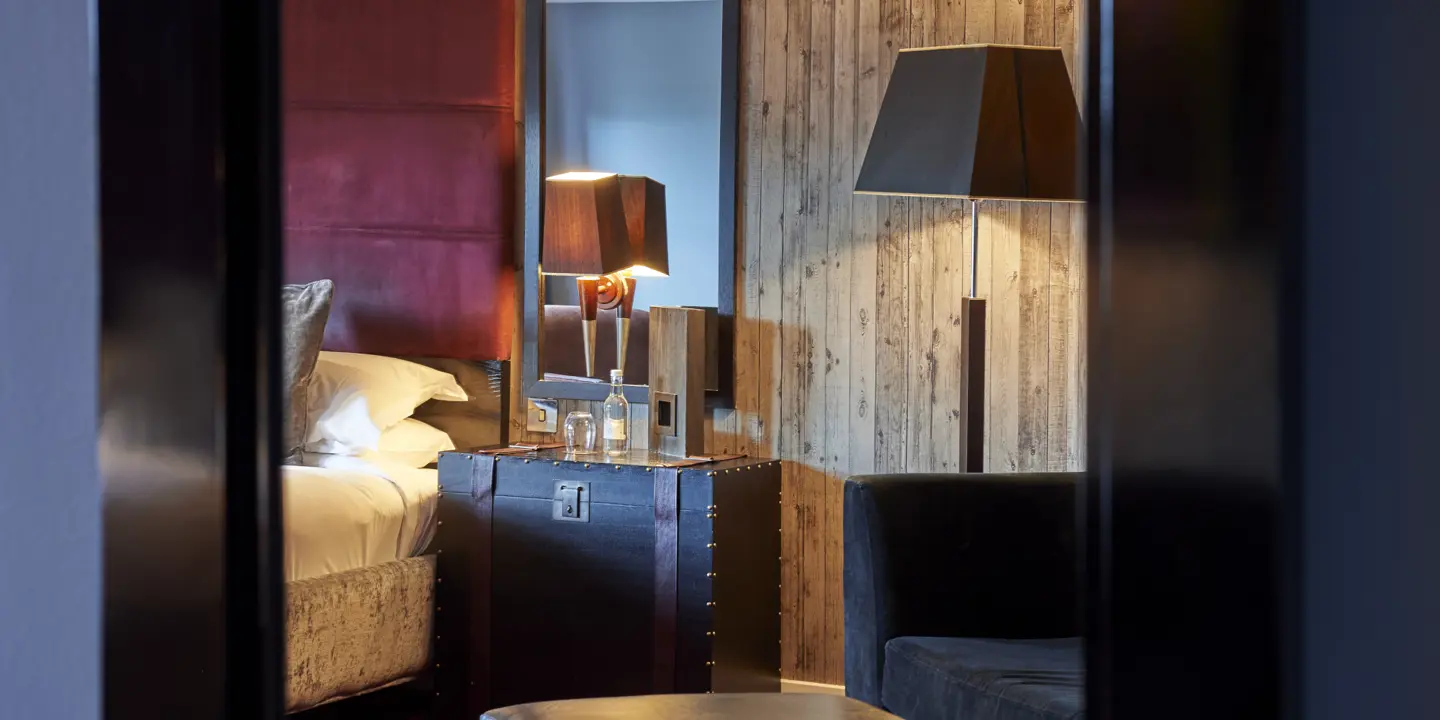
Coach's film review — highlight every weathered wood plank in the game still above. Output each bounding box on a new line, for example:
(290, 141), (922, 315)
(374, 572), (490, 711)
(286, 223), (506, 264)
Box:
(873, 0), (910, 475)
(906, 199), (935, 471)
(998, 0), (1025, 48)
(849, 0), (881, 479)
(779, 0), (816, 679)
(966, 0), (995, 44)
(798, 0), (833, 680)
(732, 0), (766, 459)
(931, 200), (966, 471)
(1018, 203), (1051, 471)
(1047, 204), (1073, 470)
(822, 0), (858, 684)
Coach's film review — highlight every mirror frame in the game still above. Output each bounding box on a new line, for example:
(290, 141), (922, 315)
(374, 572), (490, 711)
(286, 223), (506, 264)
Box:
(519, 0), (740, 406)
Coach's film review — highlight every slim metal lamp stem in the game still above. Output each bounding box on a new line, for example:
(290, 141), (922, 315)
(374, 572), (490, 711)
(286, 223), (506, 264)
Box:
(970, 198), (980, 298)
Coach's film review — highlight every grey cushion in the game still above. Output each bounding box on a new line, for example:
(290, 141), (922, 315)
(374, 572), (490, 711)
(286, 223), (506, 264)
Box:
(282, 280), (333, 462)
(881, 637), (1084, 720)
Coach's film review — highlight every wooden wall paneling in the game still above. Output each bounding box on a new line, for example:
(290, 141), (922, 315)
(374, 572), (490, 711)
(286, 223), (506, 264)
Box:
(797, 0), (835, 683)
(849, 0), (880, 481)
(756, 0), (787, 463)
(1063, 0), (1087, 472)
(734, 0), (764, 457)
(1016, 0), (1056, 474)
(778, 0), (811, 680)
(931, 200), (966, 472)
(873, 0), (907, 476)
(822, 0), (857, 684)
(905, 199), (935, 472)
(965, 0), (995, 46)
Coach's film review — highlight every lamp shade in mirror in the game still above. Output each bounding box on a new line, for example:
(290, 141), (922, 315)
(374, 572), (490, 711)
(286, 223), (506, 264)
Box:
(543, 172), (633, 276)
(617, 175), (669, 278)
(855, 44), (1083, 202)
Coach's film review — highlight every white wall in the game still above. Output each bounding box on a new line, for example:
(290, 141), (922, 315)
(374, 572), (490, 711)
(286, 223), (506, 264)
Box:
(546, 0), (723, 310)
(0, 1), (100, 717)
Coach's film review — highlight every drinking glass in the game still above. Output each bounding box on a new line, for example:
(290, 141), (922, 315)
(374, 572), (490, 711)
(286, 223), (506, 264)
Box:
(564, 411), (597, 455)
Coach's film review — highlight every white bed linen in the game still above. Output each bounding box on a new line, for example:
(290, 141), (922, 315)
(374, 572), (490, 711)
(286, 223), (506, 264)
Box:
(283, 455), (438, 582)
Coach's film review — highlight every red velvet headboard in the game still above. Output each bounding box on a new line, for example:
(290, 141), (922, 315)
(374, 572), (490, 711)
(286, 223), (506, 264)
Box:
(283, 0), (516, 360)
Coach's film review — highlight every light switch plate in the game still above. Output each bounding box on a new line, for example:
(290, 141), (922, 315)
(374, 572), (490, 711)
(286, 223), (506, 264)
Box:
(526, 398), (557, 434)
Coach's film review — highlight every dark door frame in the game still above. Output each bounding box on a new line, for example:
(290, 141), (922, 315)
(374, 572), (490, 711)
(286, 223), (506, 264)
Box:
(100, 0), (284, 716)
(1083, 1), (1302, 719)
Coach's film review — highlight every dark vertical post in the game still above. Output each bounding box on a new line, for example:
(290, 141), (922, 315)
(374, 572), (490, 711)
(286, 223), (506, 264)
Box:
(1085, 0), (1300, 718)
(100, 0), (283, 716)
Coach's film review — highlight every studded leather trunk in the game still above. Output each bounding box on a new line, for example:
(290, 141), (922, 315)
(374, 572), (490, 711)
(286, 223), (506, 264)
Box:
(432, 448), (781, 716)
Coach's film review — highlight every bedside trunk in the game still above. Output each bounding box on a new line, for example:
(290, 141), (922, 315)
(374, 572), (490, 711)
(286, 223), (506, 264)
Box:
(434, 450), (781, 716)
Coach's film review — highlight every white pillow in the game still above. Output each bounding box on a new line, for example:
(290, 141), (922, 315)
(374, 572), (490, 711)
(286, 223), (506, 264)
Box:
(311, 418), (456, 467)
(305, 352), (467, 453)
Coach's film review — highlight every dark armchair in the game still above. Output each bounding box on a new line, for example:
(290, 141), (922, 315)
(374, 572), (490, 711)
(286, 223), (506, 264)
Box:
(844, 473), (1083, 720)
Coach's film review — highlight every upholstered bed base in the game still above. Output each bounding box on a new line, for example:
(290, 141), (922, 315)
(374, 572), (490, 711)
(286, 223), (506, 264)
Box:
(286, 555), (435, 713)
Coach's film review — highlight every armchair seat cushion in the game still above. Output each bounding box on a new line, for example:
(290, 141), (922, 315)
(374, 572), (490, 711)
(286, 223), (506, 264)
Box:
(881, 637), (1084, 720)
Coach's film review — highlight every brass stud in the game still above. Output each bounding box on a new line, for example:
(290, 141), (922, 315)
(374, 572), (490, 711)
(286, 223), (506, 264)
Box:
(708, 472), (714, 477)
(438, 521), (444, 526)
(554, 461), (561, 466)
(437, 577), (443, 583)
(525, 459), (531, 464)
(707, 601), (716, 607)
(584, 463), (591, 468)
(707, 631), (716, 637)
(707, 543), (717, 548)
(706, 661), (715, 667)
(615, 465), (622, 470)
(707, 572), (717, 577)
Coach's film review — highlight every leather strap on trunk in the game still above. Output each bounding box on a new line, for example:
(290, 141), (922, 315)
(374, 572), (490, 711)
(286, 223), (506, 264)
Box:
(653, 466), (680, 693)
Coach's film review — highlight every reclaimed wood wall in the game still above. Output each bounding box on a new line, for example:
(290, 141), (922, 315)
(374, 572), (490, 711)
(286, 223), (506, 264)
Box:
(512, 0), (1086, 684)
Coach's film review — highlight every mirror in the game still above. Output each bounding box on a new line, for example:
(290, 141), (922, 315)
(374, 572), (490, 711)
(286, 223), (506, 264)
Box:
(521, 0), (739, 405)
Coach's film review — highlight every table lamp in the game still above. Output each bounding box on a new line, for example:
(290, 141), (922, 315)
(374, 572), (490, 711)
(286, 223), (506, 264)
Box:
(543, 172), (669, 377)
(855, 44), (1082, 471)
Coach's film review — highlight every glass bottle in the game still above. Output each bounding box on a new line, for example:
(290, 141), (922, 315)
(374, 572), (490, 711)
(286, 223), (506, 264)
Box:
(602, 369), (630, 457)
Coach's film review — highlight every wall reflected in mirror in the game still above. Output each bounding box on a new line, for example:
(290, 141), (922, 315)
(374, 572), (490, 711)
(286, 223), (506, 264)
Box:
(545, 0), (722, 310)
(537, 0), (733, 393)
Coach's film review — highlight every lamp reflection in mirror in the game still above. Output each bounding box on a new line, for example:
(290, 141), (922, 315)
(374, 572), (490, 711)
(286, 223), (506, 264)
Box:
(543, 172), (669, 377)
(855, 44), (1082, 471)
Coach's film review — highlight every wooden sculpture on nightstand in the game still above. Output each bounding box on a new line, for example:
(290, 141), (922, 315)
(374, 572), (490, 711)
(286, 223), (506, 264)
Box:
(648, 305), (706, 457)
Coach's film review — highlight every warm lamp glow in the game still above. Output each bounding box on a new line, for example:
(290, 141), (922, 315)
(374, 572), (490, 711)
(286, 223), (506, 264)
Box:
(622, 264), (667, 278)
(549, 171), (617, 182)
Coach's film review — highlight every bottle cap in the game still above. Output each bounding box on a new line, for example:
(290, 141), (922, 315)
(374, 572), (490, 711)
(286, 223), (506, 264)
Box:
(610, 369), (624, 382)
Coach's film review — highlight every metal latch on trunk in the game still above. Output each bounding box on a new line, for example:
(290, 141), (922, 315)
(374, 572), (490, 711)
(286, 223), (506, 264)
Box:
(552, 480), (590, 522)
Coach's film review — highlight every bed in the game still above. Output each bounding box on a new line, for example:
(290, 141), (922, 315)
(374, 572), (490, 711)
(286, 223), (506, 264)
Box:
(282, 357), (507, 714)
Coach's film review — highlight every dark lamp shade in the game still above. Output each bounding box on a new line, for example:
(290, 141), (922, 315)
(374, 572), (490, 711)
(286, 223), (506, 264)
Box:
(855, 44), (1083, 202)
(543, 172), (633, 276)
(617, 175), (669, 277)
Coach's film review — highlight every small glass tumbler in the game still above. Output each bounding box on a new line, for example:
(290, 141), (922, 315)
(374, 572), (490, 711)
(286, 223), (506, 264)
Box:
(564, 411), (597, 455)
